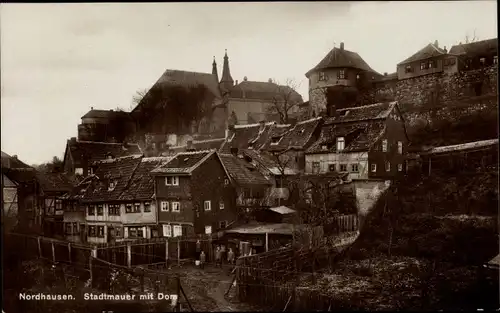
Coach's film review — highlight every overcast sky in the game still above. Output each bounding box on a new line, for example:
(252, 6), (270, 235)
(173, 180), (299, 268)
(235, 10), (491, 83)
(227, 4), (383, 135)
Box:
(1, 1), (497, 165)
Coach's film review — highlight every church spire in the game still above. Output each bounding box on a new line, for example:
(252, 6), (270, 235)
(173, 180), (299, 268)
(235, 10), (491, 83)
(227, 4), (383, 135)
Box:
(212, 56), (219, 82)
(220, 49), (234, 91)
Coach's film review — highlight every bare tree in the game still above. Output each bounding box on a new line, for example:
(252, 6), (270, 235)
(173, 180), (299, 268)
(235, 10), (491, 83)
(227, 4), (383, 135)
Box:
(464, 29), (479, 44)
(265, 78), (303, 124)
(131, 88), (149, 109)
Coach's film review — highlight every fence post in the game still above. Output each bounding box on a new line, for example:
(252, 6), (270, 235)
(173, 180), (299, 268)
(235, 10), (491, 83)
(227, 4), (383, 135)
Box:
(51, 241), (56, 263)
(165, 239), (169, 267)
(265, 232), (269, 252)
(37, 236), (42, 258)
(68, 243), (72, 263)
(127, 242), (132, 268)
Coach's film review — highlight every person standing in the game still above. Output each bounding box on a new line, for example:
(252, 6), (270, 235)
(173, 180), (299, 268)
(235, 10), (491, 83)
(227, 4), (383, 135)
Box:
(215, 246), (221, 268)
(227, 248), (235, 265)
(199, 251), (206, 269)
(195, 239), (201, 260)
(220, 244), (226, 266)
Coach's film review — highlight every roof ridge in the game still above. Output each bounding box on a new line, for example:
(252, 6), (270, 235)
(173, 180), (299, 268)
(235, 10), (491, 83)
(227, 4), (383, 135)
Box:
(75, 140), (140, 146)
(165, 69), (213, 76)
(175, 149), (216, 156)
(337, 101), (397, 111)
(95, 154), (143, 164)
(296, 116), (323, 125)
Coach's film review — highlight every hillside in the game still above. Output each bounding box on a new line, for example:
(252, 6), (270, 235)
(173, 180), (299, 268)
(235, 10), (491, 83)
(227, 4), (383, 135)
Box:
(306, 169), (499, 310)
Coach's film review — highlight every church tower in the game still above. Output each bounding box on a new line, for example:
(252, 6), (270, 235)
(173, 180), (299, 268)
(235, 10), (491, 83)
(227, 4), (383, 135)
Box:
(220, 49), (234, 92)
(212, 56), (219, 82)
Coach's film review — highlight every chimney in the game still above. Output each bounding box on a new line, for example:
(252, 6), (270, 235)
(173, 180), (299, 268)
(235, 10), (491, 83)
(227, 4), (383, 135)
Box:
(91, 106), (94, 110)
(12, 155), (18, 160)
(235, 80), (238, 85)
(443, 46), (448, 53)
(434, 40), (439, 47)
(110, 109), (114, 112)
(70, 137), (77, 143)
(259, 120), (266, 132)
(384, 72), (388, 76)
(340, 42), (344, 50)
(268, 78), (272, 83)
(243, 76), (248, 82)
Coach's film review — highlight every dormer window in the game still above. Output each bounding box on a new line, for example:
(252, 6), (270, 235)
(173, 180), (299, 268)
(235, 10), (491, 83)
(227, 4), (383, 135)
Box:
(318, 72), (327, 81)
(336, 137), (345, 152)
(108, 180), (117, 191)
(337, 69), (346, 79)
(405, 65), (413, 73)
(270, 136), (281, 145)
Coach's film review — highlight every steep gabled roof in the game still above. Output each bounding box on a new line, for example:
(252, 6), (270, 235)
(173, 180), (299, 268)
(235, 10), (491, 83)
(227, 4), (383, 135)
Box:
(2, 168), (38, 184)
(242, 149), (298, 176)
(219, 122), (276, 154)
(263, 117), (323, 151)
(66, 140), (142, 168)
(398, 43), (446, 65)
(120, 157), (173, 201)
(307, 120), (386, 154)
(230, 80), (303, 103)
(306, 45), (379, 78)
(81, 109), (131, 120)
(62, 174), (99, 201)
(151, 150), (215, 174)
(324, 102), (397, 124)
(218, 154), (272, 187)
(82, 155), (142, 202)
(1, 151), (31, 169)
(448, 38), (498, 57)
(35, 172), (74, 193)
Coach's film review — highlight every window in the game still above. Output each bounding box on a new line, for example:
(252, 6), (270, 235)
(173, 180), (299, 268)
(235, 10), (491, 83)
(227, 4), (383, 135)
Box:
(386, 162), (391, 172)
(151, 142), (156, 150)
(371, 163), (377, 173)
(339, 164), (347, 172)
(351, 164), (359, 172)
(173, 225), (182, 237)
(89, 226), (96, 237)
(66, 223), (72, 234)
(75, 168), (83, 176)
(397, 141), (403, 154)
(205, 225), (212, 234)
(204, 200), (211, 211)
(318, 71), (327, 81)
(134, 203), (141, 213)
(163, 224), (172, 237)
(444, 58), (456, 66)
(97, 226), (105, 238)
(144, 202), (151, 213)
(312, 162), (320, 173)
(115, 227), (122, 238)
(328, 164), (336, 172)
(338, 69), (345, 79)
(161, 201), (169, 212)
(420, 62), (428, 70)
(73, 222), (78, 234)
(405, 65), (413, 73)
(480, 57), (486, 65)
(97, 204), (103, 216)
(55, 200), (62, 210)
(321, 145), (328, 150)
(494, 56), (498, 65)
(398, 163), (403, 172)
(125, 203), (133, 213)
(382, 139), (388, 152)
(88, 205), (95, 216)
(129, 226), (144, 238)
(336, 137), (345, 152)
(109, 204), (120, 215)
(172, 202), (180, 212)
(108, 180), (116, 191)
(165, 176), (179, 186)
(428, 60), (436, 69)
(219, 200), (225, 210)
(219, 221), (227, 229)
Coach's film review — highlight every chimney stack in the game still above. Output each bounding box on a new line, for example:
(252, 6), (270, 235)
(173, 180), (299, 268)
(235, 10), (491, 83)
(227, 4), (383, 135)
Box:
(235, 80), (238, 85)
(243, 76), (248, 82)
(12, 155), (18, 160)
(70, 137), (77, 143)
(259, 120), (266, 132)
(443, 46), (447, 53)
(186, 140), (194, 151)
(340, 42), (344, 50)
(268, 78), (273, 83)
(434, 40), (439, 47)
(384, 72), (388, 76)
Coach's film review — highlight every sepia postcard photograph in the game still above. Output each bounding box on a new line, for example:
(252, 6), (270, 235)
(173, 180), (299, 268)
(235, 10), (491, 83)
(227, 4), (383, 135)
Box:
(1, 1), (498, 312)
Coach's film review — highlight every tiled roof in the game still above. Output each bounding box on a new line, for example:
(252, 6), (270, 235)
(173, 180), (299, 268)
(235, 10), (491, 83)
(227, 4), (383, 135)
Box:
(35, 172), (74, 193)
(398, 43), (446, 65)
(120, 157), (173, 201)
(81, 109), (131, 120)
(449, 38), (498, 56)
(306, 45), (379, 77)
(67, 140), (142, 167)
(307, 120), (386, 154)
(219, 122), (276, 154)
(263, 117), (323, 151)
(241, 149), (298, 176)
(1, 151), (31, 169)
(219, 154), (272, 187)
(82, 155), (142, 202)
(420, 139), (499, 156)
(230, 80), (303, 103)
(151, 150), (215, 174)
(2, 168), (38, 184)
(324, 102), (397, 124)
(62, 174), (99, 201)
(170, 138), (225, 153)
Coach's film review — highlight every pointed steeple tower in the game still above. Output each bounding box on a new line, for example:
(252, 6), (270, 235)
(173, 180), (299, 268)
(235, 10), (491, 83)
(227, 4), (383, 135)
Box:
(212, 56), (219, 82)
(220, 49), (234, 91)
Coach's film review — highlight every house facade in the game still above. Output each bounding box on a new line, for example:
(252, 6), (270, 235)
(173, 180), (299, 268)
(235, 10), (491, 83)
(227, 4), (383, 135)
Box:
(151, 150), (236, 236)
(396, 41), (450, 80)
(448, 38), (498, 72)
(305, 101), (409, 181)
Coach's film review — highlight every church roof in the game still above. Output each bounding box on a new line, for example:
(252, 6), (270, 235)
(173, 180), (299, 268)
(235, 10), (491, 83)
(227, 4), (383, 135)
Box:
(230, 80), (303, 102)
